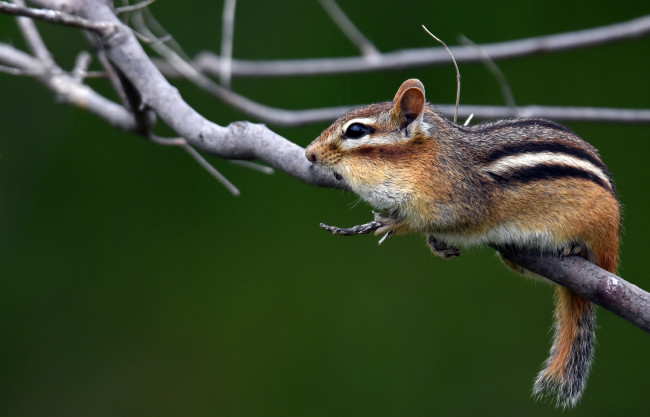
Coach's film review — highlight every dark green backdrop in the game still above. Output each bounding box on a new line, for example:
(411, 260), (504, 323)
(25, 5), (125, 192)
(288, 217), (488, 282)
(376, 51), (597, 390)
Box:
(1, 1), (649, 416)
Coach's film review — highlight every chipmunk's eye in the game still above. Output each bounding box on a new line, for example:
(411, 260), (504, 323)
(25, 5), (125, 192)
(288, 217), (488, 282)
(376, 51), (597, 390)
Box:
(344, 123), (372, 139)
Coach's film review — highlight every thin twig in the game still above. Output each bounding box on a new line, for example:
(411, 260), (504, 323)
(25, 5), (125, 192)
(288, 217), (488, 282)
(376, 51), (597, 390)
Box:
(182, 143), (240, 196)
(93, 43), (134, 112)
(114, 0), (157, 15)
(12, 0), (55, 69)
(0, 0), (117, 36)
(131, 10), (354, 126)
(147, 135), (186, 146)
(71, 50), (91, 81)
(0, 40), (136, 131)
(0, 63), (40, 75)
(149, 134), (240, 195)
(422, 26), (460, 123)
(229, 160), (274, 175)
(459, 34), (516, 108)
(219, 0), (236, 88)
(318, 0), (379, 58)
(188, 15), (650, 77)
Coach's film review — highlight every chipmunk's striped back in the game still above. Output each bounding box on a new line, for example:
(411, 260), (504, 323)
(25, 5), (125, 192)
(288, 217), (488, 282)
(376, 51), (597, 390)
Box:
(482, 140), (614, 195)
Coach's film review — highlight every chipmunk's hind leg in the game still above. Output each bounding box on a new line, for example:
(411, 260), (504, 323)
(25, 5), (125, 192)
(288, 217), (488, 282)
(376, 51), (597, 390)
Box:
(426, 235), (461, 259)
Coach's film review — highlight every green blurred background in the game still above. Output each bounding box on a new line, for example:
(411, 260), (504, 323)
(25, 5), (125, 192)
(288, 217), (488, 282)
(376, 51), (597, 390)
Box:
(1, 1), (649, 416)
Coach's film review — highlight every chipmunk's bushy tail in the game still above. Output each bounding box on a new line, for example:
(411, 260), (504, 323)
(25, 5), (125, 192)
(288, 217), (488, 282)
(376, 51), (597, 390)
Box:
(533, 287), (595, 408)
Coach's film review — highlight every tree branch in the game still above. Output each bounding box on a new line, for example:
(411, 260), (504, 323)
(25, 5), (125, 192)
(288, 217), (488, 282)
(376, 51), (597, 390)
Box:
(218, 0), (236, 88)
(23, 0), (340, 188)
(318, 219), (650, 333)
(189, 14), (650, 77)
(0, 42), (138, 130)
(0, 0), (117, 36)
(318, 0), (379, 58)
(498, 247), (650, 333)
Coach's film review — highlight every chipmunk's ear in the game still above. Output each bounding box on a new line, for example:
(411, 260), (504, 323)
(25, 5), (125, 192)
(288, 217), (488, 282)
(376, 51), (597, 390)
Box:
(392, 79), (425, 124)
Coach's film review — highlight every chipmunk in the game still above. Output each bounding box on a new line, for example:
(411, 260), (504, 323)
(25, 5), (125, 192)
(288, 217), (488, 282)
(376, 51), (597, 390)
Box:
(304, 79), (620, 408)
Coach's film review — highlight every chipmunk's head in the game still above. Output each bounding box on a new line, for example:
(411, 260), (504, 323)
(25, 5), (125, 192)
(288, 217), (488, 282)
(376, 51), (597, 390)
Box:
(306, 78), (444, 173)
(305, 79), (446, 211)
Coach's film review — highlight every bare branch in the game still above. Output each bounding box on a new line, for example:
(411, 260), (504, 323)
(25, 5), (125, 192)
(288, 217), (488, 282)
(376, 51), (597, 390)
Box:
(148, 133), (240, 194)
(191, 15), (650, 77)
(229, 160), (274, 175)
(498, 247), (650, 333)
(114, 0), (157, 15)
(0, 0), (117, 36)
(181, 142), (240, 196)
(131, 11), (353, 126)
(319, 219), (650, 333)
(71, 50), (92, 81)
(441, 103), (650, 124)
(13, 0), (55, 68)
(0, 63), (38, 75)
(153, 50), (650, 126)
(318, 0), (379, 58)
(219, 0), (236, 88)
(21, 0), (339, 187)
(0, 43), (137, 130)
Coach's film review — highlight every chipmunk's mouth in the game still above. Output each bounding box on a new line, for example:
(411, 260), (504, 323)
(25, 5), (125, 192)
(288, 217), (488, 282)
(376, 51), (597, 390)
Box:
(333, 172), (342, 181)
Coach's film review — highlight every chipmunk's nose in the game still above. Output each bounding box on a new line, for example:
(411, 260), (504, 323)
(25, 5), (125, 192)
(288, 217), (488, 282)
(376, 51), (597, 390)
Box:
(305, 148), (318, 164)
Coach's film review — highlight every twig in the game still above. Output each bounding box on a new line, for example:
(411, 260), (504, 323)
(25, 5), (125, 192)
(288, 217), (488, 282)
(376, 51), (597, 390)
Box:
(149, 134), (240, 195)
(422, 25), (460, 123)
(13, 0), (55, 68)
(0, 0), (117, 36)
(189, 15), (650, 77)
(147, 135), (185, 146)
(0, 40), (136, 131)
(181, 142), (240, 196)
(0, 63), (39, 75)
(229, 160), (274, 175)
(71, 50), (91, 81)
(131, 10), (354, 126)
(219, 0), (236, 88)
(318, 0), (379, 58)
(458, 34), (516, 108)
(115, 0), (157, 15)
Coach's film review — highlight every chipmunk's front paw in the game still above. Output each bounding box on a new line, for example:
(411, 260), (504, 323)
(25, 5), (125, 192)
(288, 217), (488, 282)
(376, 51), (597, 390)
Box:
(372, 211), (407, 236)
(426, 235), (461, 259)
